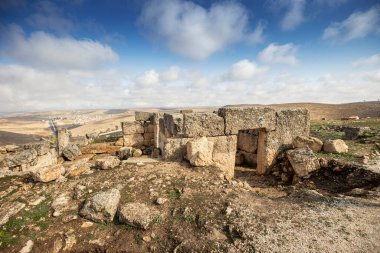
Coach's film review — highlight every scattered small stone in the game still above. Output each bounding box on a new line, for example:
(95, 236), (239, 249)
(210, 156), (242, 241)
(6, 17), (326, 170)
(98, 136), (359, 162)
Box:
(63, 233), (76, 251)
(224, 206), (233, 216)
(81, 221), (94, 228)
(118, 202), (161, 229)
(156, 197), (168, 205)
(19, 240), (33, 253)
(143, 236), (151, 242)
(132, 149), (142, 157)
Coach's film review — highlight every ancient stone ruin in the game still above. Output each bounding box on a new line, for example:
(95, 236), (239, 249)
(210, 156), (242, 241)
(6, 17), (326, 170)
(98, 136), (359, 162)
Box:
(121, 106), (310, 178)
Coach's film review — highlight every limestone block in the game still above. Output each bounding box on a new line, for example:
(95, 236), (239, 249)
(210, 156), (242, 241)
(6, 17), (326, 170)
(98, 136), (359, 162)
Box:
(218, 107), (276, 135)
(5, 149), (38, 168)
(79, 188), (120, 223)
(323, 139), (348, 153)
(122, 121), (144, 135)
(22, 142), (50, 156)
(293, 136), (323, 152)
(31, 164), (65, 182)
(287, 147), (320, 177)
(62, 144), (81, 161)
(237, 132), (258, 153)
(182, 112), (225, 137)
(95, 156), (120, 170)
(135, 111), (154, 121)
(162, 113), (184, 137)
(65, 162), (91, 177)
(162, 138), (191, 161)
(57, 129), (70, 155)
(208, 135), (237, 179)
(186, 137), (214, 166)
(28, 148), (57, 170)
(118, 202), (161, 229)
(123, 134), (144, 147)
(80, 143), (120, 154)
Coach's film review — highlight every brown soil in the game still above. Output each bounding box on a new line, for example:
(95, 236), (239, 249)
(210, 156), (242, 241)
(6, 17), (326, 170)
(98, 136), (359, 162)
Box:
(1, 159), (379, 253)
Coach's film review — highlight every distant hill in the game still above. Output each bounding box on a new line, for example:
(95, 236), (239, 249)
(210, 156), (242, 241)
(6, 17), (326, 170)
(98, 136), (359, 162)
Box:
(226, 101), (380, 120)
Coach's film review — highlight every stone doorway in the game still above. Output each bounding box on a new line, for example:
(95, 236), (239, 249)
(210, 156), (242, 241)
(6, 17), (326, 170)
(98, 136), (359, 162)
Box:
(235, 128), (266, 171)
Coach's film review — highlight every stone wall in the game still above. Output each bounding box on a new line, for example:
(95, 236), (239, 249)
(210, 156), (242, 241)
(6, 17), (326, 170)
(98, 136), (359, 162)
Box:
(0, 142), (57, 174)
(122, 107), (309, 178)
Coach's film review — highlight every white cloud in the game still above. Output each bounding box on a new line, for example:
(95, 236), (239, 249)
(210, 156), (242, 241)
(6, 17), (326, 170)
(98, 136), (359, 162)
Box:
(135, 70), (160, 87)
(139, 0), (253, 60)
(27, 0), (74, 34)
(352, 54), (380, 67)
(258, 43), (298, 65)
(0, 24), (118, 70)
(247, 22), (265, 44)
(228, 59), (268, 80)
(313, 0), (348, 7)
(323, 5), (380, 42)
(281, 0), (306, 31)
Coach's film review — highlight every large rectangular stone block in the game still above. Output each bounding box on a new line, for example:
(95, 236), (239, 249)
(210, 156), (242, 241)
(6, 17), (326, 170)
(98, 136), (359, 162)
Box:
(218, 107), (276, 135)
(162, 113), (184, 137)
(237, 132), (258, 153)
(135, 111), (154, 121)
(208, 135), (237, 179)
(183, 112), (225, 137)
(123, 134), (144, 147)
(122, 121), (144, 135)
(162, 138), (191, 161)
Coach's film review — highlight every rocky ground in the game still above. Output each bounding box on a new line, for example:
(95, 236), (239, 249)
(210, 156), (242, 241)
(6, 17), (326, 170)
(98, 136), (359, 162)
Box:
(1, 156), (380, 253)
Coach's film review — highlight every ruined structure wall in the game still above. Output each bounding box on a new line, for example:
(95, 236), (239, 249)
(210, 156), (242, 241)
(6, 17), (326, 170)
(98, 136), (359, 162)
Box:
(122, 107), (310, 177)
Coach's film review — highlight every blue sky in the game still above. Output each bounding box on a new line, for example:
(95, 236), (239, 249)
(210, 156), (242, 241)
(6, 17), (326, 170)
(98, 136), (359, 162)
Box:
(0, 0), (379, 112)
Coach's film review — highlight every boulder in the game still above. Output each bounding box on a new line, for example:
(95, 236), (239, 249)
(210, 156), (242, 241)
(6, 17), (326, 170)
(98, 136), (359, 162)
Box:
(286, 147), (320, 177)
(186, 137), (214, 166)
(118, 202), (161, 229)
(65, 162), (91, 177)
(79, 188), (121, 223)
(343, 127), (370, 140)
(117, 147), (132, 160)
(182, 112), (225, 137)
(62, 144), (81, 161)
(94, 156), (120, 170)
(31, 164), (65, 182)
(5, 149), (38, 168)
(323, 139), (348, 153)
(293, 136), (323, 152)
(132, 149), (142, 157)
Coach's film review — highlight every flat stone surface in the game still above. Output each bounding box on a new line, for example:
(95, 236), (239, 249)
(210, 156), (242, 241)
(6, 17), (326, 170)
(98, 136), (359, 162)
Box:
(183, 112), (225, 137)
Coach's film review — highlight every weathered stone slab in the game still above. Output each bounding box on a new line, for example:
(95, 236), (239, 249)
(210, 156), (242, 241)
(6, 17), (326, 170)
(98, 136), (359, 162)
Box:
(293, 136), (323, 152)
(287, 147), (320, 177)
(218, 107), (276, 135)
(79, 188), (120, 223)
(323, 139), (348, 153)
(118, 202), (161, 229)
(95, 156), (120, 170)
(122, 121), (144, 135)
(208, 135), (237, 179)
(135, 111), (154, 121)
(22, 142), (50, 156)
(31, 164), (64, 182)
(28, 148), (57, 170)
(5, 149), (38, 168)
(62, 144), (81, 161)
(65, 162), (91, 177)
(0, 202), (26, 226)
(57, 129), (70, 155)
(162, 138), (191, 161)
(123, 134), (144, 147)
(183, 112), (225, 137)
(186, 137), (214, 166)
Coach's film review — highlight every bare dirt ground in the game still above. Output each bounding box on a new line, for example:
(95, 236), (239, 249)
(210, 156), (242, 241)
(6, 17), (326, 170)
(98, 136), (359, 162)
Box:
(0, 159), (379, 253)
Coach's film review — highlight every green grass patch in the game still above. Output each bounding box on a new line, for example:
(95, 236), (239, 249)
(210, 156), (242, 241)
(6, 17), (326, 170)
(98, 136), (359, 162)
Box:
(184, 214), (196, 224)
(168, 189), (181, 200)
(134, 233), (143, 245)
(152, 215), (163, 224)
(0, 198), (51, 248)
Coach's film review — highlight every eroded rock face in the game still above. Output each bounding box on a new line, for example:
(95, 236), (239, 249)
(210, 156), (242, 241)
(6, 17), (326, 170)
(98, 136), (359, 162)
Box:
(95, 156), (120, 170)
(323, 139), (348, 154)
(31, 164), (65, 182)
(79, 188), (120, 223)
(293, 136), (323, 152)
(122, 121), (144, 135)
(287, 147), (320, 177)
(118, 202), (161, 229)
(186, 137), (214, 166)
(62, 144), (81, 161)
